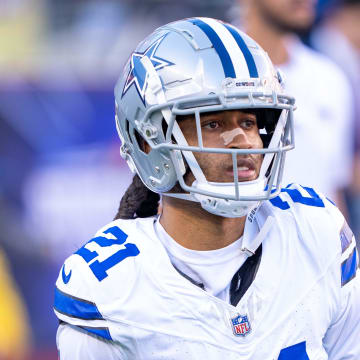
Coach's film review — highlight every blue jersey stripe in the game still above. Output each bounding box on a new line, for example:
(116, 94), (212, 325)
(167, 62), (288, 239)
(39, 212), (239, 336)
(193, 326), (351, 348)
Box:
(340, 220), (353, 253)
(54, 287), (104, 320)
(341, 248), (358, 286)
(326, 197), (336, 206)
(80, 326), (113, 341)
(189, 19), (236, 78)
(278, 341), (309, 359)
(223, 24), (259, 78)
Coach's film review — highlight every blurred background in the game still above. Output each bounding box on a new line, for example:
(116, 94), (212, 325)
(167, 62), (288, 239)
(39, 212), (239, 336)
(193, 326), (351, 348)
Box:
(1, 0), (359, 359)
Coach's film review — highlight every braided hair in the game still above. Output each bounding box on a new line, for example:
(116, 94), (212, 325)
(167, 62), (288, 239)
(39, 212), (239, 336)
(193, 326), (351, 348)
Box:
(114, 174), (160, 220)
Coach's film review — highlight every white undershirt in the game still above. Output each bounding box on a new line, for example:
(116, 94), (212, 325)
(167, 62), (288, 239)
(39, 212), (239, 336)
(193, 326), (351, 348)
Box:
(154, 219), (244, 302)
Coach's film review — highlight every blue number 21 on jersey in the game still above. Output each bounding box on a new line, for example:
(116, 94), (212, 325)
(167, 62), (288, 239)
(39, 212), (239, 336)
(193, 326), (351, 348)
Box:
(75, 226), (139, 281)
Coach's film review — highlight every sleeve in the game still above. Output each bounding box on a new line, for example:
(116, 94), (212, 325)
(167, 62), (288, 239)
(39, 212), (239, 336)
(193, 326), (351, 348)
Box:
(54, 220), (140, 357)
(57, 323), (126, 360)
(322, 274), (360, 359)
(322, 219), (360, 359)
(53, 254), (113, 340)
(53, 243), (119, 345)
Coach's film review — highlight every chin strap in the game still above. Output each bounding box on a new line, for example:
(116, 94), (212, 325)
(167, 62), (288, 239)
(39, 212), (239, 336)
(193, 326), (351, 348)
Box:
(241, 203), (274, 258)
(162, 192), (197, 201)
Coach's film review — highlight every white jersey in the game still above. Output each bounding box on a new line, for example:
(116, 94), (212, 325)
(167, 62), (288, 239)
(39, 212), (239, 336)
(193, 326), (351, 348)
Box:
(54, 184), (360, 359)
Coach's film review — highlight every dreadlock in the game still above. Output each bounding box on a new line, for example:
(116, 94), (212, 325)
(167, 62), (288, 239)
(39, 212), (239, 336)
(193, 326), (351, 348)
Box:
(114, 174), (160, 220)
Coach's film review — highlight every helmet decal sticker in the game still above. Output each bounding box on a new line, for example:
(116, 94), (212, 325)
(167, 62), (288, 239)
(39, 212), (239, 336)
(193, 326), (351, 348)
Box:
(122, 34), (174, 105)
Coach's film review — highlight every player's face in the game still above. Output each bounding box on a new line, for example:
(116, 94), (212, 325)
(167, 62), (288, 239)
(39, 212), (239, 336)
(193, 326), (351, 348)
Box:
(254, 0), (316, 33)
(178, 110), (264, 184)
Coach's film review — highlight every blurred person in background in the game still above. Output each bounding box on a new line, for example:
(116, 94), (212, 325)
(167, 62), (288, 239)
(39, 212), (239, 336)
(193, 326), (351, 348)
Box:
(236, 0), (354, 218)
(311, 0), (360, 248)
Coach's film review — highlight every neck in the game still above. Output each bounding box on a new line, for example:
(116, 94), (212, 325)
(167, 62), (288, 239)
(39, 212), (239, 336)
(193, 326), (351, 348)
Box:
(244, 7), (290, 65)
(159, 196), (246, 251)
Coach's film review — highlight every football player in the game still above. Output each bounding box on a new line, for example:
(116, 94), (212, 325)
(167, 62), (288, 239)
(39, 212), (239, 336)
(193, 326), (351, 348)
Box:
(54, 18), (360, 359)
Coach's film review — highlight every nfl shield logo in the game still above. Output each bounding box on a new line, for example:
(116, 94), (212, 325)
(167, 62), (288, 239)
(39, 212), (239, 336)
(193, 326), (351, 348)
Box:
(231, 314), (251, 336)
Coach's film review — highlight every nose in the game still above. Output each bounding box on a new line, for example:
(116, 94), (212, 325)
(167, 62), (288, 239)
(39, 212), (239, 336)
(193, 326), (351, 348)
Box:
(220, 127), (252, 149)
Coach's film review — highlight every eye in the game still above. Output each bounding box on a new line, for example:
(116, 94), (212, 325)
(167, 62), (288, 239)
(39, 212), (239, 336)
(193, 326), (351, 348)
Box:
(203, 121), (220, 129)
(242, 119), (256, 129)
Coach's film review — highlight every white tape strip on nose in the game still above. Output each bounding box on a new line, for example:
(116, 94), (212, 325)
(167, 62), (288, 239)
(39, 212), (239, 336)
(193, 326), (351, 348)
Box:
(220, 128), (245, 146)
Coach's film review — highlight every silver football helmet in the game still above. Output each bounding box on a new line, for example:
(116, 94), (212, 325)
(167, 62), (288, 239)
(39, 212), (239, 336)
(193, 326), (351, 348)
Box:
(115, 17), (295, 217)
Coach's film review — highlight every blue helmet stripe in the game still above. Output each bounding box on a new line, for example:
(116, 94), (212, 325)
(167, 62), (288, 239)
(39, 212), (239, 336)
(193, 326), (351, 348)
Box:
(223, 24), (259, 78)
(190, 19), (236, 78)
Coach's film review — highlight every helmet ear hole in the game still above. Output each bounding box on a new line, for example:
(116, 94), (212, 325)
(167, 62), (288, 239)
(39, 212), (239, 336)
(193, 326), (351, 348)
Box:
(161, 117), (179, 144)
(125, 119), (130, 136)
(133, 128), (148, 154)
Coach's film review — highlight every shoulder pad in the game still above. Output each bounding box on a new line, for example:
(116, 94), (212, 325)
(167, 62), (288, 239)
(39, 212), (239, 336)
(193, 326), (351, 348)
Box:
(54, 252), (113, 340)
(53, 217), (157, 339)
(269, 184), (351, 253)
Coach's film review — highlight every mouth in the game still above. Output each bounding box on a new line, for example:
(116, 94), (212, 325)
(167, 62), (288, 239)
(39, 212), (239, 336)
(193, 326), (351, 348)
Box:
(226, 159), (257, 181)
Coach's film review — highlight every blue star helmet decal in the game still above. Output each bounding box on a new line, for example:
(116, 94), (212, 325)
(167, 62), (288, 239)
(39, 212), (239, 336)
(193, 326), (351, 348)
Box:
(122, 34), (174, 105)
